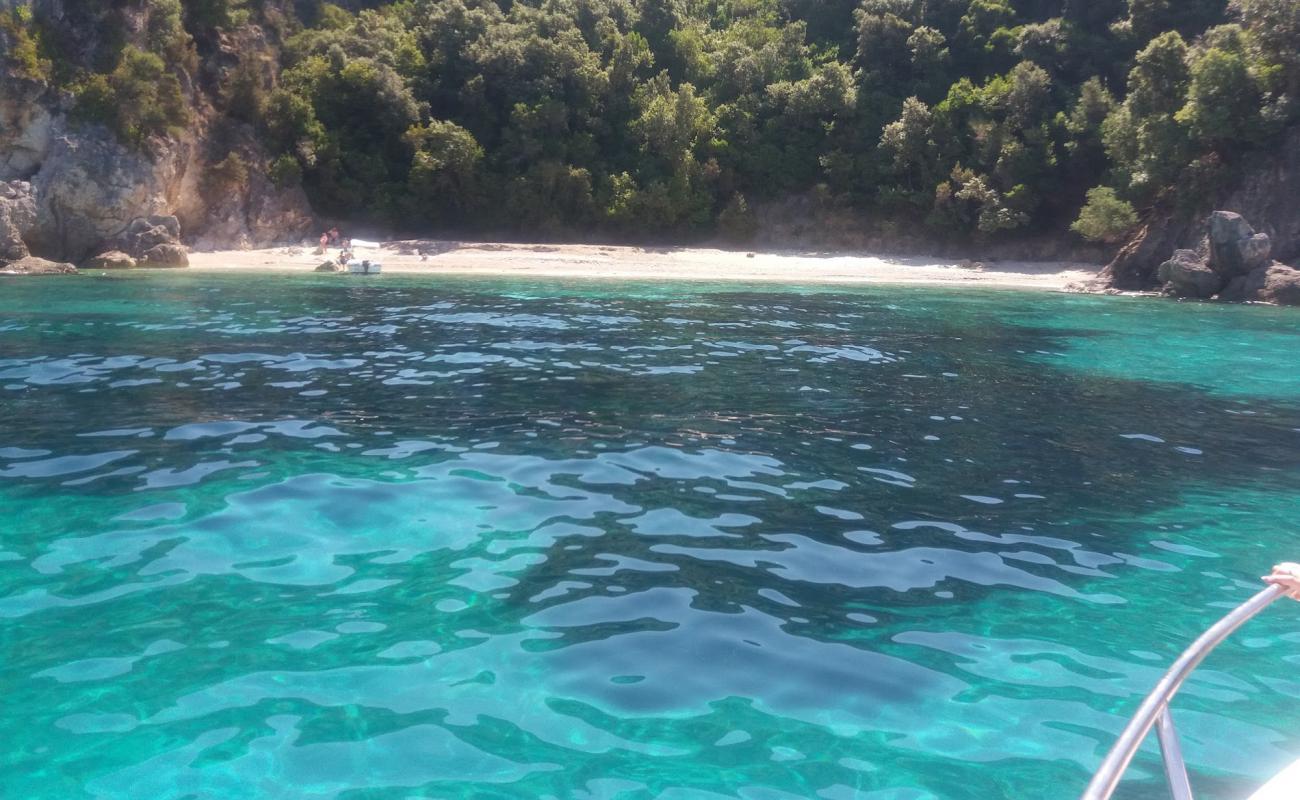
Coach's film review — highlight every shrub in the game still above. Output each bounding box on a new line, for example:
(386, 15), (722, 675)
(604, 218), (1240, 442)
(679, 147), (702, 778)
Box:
(207, 152), (250, 193)
(269, 154), (303, 188)
(73, 46), (189, 145)
(1070, 187), (1139, 242)
(0, 8), (52, 84)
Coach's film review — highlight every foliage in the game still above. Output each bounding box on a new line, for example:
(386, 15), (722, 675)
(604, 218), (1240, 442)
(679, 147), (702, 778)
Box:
(207, 152), (251, 193)
(1070, 186), (1139, 241)
(73, 46), (189, 146)
(269, 154), (304, 188)
(0, 7), (53, 84)
(717, 192), (758, 241)
(9, 0), (1300, 242)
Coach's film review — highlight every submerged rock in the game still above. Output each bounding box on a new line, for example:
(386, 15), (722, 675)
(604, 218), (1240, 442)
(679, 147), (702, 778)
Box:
(1157, 249), (1221, 299)
(84, 250), (137, 270)
(1, 256), (77, 275)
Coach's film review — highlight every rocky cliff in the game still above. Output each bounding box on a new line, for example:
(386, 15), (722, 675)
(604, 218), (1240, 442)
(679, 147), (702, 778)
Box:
(0, 0), (313, 267)
(1100, 126), (1300, 292)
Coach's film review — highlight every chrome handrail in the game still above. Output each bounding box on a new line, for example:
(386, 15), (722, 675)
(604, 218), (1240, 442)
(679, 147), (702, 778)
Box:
(1081, 584), (1286, 799)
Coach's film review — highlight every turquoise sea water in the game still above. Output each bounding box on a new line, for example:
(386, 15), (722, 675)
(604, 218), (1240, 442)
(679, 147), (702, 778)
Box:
(2, 272), (1300, 800)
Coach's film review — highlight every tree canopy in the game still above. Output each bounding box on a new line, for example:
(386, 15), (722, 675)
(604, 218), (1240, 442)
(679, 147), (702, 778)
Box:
(16, 0), (1300, 243)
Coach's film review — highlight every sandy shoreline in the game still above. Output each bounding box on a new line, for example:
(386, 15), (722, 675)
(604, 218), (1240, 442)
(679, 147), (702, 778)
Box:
(186, 240), (1101, 291)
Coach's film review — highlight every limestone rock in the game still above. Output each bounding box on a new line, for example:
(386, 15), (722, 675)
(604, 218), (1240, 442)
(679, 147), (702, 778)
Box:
(1207, 211), (1262, 278)
(84, 250), (137, 270)
(1209, 210), (1254, 249)
(0, 256), (77, 275)
(27, 128), (195, 262)
(1238, 232), (1273, 272)
(1222, 263), (1300, 305)
(1157, 249), (1222, 299)
(1254, 264), (1300, 305)
(140, 243), (189, 268)
(114, 215), (183, 257)
(315, 260), (344, 272)
(183, 128), (315, 251)
(0, 180), (37, 262)
(0, 79), (52, 181)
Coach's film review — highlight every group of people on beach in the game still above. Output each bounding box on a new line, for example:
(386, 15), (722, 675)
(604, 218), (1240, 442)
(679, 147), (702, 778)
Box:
(318, 227), (351, 251)
(316, 227), (354, 264)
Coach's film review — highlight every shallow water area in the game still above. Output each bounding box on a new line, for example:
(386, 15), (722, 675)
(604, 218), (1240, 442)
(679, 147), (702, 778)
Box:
(2, 271), (1300, 799)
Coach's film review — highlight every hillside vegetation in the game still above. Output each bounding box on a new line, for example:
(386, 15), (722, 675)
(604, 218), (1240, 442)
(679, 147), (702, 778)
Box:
(4, 0), (1298, 246)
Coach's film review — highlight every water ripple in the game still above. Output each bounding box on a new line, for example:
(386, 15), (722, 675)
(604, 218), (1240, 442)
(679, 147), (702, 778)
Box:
(2, 275), (1299, 799)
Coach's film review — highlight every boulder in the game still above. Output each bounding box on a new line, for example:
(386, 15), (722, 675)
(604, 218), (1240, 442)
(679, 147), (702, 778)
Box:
(114, 215), (184, 257)
(1207, 211), (1274, 279)
(1222, 263), (1300, 306)
(1254, 264), (1300, 305)
(1208, 210), (1254, 250)
(315, 260), (344, 272)
(84, 250), (137, 270)
(0, 256), (77, 275)
(1157, 249), (1222, 299)
(1238, 232), (1273, 272)
(140, 244), (189, 268)
(1218, 273), (1254, 303)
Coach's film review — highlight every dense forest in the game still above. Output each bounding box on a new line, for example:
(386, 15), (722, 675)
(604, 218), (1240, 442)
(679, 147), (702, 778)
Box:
(4, 0), (1298, 245)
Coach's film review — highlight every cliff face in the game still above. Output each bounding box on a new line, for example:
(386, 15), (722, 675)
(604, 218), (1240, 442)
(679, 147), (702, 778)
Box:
(1100, 126), (1300, 290)
(0, 1), (313, 264)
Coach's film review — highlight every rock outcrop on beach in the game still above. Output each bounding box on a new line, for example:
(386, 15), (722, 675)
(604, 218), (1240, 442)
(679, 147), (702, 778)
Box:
(0, 1), (313, 270)
(1152, 210), (1300, 305)
(1, 256), (76, 275)
(84, 251), (137, 270)
(1156, 249), (1220, 299)
(1102, 127), (1300, 293)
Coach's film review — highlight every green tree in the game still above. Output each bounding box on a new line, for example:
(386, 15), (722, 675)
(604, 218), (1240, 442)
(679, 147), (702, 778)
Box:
(74, 46), (189, 145)
(1102, 31), (1191, 194)
(1070, 185), (1138, 241)
(1177, 38), (1260, 147)
(404, 120), (486, 223)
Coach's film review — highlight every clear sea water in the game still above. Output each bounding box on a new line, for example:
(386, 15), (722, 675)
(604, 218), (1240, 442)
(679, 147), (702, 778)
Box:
(2, 272), (1300, 800)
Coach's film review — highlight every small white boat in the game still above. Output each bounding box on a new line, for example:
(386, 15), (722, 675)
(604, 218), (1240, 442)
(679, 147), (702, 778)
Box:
(1249, 759), (1300, 800)
(346, 259), (383, 275)
(340, 240), (385, 274)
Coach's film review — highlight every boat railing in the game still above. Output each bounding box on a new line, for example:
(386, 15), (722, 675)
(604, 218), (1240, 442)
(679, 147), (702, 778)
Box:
(1081, 584), (1286, 800)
